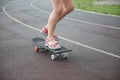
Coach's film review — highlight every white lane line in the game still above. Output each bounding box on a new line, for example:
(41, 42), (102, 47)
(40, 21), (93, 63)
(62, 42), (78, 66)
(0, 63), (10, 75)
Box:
(75, 9), (120, 18)
(3, 2), (120, 59)
(31, 1), (120, 30)
(3, 4), (40, 32)
(59, 37), (120, 59)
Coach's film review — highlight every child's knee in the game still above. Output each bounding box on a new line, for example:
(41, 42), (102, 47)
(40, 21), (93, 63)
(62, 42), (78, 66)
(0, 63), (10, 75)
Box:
(70, 5), (75, 12)
(65, 5), (74, 14)
(54, 7), (63, 16)
(67, 5), (74, 13)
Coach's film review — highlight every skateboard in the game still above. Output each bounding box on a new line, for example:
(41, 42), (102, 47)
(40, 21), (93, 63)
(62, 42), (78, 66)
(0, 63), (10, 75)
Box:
(32, 37), (72, 60)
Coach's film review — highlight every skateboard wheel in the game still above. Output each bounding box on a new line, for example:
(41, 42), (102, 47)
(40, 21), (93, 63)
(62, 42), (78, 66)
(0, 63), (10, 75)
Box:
(62, 53), (68, 58)
(51, 54), (57, 60)
(34, 47), (39, 52)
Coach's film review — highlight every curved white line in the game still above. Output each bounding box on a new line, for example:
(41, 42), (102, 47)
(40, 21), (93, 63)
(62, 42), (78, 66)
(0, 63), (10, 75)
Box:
(75, 9), (120, 18)
(31, 1), (120, 30)
(2, 1), (120, 59)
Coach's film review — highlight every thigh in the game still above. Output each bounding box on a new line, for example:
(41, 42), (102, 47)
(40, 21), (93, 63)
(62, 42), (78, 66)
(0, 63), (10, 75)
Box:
(50, 0), (64, 9)
(63, 0), (74, 9)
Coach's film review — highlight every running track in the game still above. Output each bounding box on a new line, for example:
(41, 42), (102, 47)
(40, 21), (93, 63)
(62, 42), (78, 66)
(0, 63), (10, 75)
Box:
(0, 0), (120, 80)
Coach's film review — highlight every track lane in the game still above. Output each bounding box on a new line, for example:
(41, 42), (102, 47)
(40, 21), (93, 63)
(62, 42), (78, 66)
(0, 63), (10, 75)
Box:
(0, 0), (120, 80)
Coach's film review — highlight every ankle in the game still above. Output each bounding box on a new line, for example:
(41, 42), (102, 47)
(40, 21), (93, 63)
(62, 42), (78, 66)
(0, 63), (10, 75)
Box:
(46, 37), (55, 41)
(45, 25), (48, 28)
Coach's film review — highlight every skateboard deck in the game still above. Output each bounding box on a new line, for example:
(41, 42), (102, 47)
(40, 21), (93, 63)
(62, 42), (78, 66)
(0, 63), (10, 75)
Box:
(32, 37), (72, 60)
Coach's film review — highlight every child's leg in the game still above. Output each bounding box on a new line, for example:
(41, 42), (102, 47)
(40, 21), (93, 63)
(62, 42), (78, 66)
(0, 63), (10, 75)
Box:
(58, 0), (74, 22)
(45, 0), (74, 28)
(44, 0), (74, 49)
(44, 0), (63, 49)
(47, 0), (64, 39)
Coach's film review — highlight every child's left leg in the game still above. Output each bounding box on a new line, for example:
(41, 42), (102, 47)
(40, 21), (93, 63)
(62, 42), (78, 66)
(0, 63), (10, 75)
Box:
(45, 0), (63, 49)
(42, 0), (74, 49)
